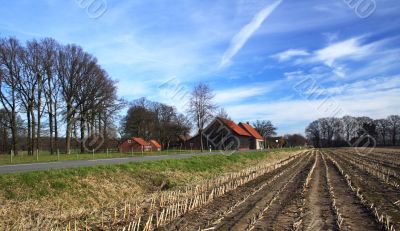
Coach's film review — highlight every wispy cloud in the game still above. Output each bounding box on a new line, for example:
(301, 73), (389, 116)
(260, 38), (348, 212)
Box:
(219, 0), (283, 68)
(214, 83), (278, 104)
(311, 36), (372, 66)
(273, 49), (309, 62)
(274, 35), (394, 78)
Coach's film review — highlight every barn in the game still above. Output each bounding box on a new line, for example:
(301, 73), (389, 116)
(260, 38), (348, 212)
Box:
(119, 137), (152, 153)
(186, 117), (252, 151)
(238, 122), (265, 150)
(149, 139), (162, 151)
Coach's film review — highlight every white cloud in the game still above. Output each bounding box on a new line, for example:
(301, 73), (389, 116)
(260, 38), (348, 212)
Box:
(214, 84), (276, 104)
(311, 36), (372, 66)
(298, 75), (400, 97)
(275, 35), (396, 79)
(225, 84), (400, 135)
(219, 0), (283, 68)
(273, 49), (310, 62)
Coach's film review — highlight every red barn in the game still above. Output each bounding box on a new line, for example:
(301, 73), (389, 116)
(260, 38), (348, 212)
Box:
(238, 122), (265, 150)
(149, 140), (162, 151)
(119, 137), (151, 153)
(186, 117), (252, 151)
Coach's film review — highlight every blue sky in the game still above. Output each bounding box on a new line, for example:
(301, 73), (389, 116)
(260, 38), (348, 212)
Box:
(1, 0), (399, 135)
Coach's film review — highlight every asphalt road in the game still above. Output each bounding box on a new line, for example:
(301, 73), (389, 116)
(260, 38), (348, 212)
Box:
(0, 152), (228, 174)
(0, 151), (223, 174)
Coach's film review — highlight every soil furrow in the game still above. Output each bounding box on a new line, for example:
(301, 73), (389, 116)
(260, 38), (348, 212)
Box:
(158, 152), (310, 231)
(324, 153), (382, 231)
(327, 151), (400, 229)
(251, 153), (315, 230)
(301, 152), (337, 231)
(213, 153), (313, 231)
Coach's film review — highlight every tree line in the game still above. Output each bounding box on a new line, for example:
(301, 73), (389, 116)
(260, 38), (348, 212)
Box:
(306, 115), (400, 148)
(0, 37), (122, 155)
(120, 98), (191, 149)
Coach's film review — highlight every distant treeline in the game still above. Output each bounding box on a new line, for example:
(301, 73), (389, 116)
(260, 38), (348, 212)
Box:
(306, 115), (400, 148)
(0, 37), (123, 155)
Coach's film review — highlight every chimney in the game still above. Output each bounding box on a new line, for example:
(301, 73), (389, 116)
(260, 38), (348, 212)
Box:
(246, 121), (250, 125)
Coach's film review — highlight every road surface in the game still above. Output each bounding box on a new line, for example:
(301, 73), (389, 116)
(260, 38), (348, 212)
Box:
(0, 151), (221, 174)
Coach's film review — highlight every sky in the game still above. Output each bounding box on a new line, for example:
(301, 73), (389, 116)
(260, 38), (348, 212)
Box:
(0, 0), (399, 135)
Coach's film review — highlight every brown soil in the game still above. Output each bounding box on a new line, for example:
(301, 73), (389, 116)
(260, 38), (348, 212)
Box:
(328, 150), (400, 229)
(324, 155), (382, 231)
(159, 153), (312, 231)
(154, 149), (400, 231)
(251, 154), (314, 231)
(301, 152), (337, 231)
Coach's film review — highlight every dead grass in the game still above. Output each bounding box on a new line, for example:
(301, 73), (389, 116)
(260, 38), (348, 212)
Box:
(0, 148), (303, 230)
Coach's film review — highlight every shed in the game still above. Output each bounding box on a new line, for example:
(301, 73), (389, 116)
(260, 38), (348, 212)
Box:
(119, 137), (152, 153)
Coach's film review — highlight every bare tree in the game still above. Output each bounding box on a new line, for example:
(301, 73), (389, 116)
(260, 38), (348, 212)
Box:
(342, 115), (357, 142)
(40, 38), (59, 154)
(284, 134), (307, 147)
(306, 120), (321, 147)
(375, 119), (389, 146)
(0, 37), (23, 155)
(253, 120), (277, 138)
(387, 115), (400, 146)
(17, 40), (43, 155)
(0, 109), (10, 153)
(57, 44), (90, 153)
(215, 108), (230, 120)
(187, 83), (217, 151)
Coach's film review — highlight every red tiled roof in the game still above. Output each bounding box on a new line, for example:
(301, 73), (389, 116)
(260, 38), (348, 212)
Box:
(239, 122), (263, 139)
(217, 117), (251, 136)
(132, 137), (150, 146)
(150, 139), (161, 149)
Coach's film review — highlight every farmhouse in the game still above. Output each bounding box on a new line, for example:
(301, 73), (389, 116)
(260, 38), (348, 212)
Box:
(186, 117), (264, 151)
(238, 122), (265, 150)
(119, 137), (152, 152)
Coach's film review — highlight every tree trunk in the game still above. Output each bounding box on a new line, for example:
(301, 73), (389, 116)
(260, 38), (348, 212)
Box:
(36, 82), (42, 152)
(27, 110), (31, 155)
(54, 101), (58, 150)
(48, 103), (53, 154)
(98, 115), (102, 136)
(393, 129), (396, 146)
(66, 104), (71, 154)
(103, 114), (108, 140)
(11, 92), (18, 155)
(199, 129), (203, 152)
(80, 115), (85, 153)
(31, 107), (36, 155)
